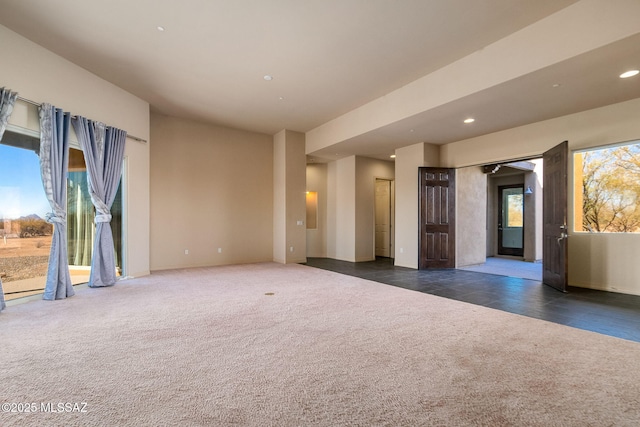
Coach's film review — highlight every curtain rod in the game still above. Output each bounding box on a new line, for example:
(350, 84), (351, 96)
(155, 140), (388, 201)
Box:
(16, 95), (148, 143)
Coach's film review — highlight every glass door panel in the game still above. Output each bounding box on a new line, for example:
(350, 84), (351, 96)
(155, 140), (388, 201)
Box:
(0, 133), (51, 300)
(68, 148), (122, 279)
(498, 185), (524, 256)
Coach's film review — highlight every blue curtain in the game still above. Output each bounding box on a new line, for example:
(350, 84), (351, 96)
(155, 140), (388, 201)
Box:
(0, 87), (19, 311)
(39, 103), (74, 300)
(72, 117), (126, 287)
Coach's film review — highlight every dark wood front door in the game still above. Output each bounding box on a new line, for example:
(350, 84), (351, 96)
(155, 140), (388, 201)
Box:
(543, 141), (568, 292)
(419, 167), (455, 269)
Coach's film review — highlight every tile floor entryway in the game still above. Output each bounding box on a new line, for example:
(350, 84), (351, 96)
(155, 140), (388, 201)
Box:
(305, 257), (640, 343)
(459, 257), (541, 281)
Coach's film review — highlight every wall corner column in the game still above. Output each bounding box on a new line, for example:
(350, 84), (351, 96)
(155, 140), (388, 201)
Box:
(273, 130), (307, 264)
(395, 142), (439, 268)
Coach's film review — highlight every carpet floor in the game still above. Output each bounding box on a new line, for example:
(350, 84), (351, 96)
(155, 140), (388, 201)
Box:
(1, 263), (639, 426)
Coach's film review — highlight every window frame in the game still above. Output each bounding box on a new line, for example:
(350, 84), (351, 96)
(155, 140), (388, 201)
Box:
(573, 139), (640, 234)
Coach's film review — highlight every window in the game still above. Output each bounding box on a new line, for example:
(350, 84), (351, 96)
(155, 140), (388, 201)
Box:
(574, 141), (640, 232)
(504, 189), (524, 227)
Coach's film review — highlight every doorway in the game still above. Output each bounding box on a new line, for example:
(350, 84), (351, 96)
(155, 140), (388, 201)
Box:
(457, 159), (542, 280)
(430, 143), (567, 289)
(375, 179), (394, 258)
(486, 160), (542, 265)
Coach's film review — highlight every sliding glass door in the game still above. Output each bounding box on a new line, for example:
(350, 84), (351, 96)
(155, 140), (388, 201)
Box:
(68, 147), (122, 278)
(0, 137), (122, 301)
(0, 132), (51, 300)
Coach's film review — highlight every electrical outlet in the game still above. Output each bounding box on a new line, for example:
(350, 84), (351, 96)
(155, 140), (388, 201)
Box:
(289, 246), (294, 252)
(217, 248), (222, 253)
(184, 249), (189, 255)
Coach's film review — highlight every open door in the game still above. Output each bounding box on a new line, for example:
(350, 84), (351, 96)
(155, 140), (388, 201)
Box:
(419, 167), (455, 269)
(543, 141), (568, 291)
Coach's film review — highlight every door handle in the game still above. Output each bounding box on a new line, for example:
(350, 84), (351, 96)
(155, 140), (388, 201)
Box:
(557, 232), (568, 244)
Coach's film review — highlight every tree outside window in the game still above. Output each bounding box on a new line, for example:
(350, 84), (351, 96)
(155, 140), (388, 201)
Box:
(575, 142), (640, 232)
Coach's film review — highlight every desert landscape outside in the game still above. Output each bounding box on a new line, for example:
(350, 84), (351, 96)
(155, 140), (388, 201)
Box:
(1, 234), (52, 300)
(1, 235), (90, 301)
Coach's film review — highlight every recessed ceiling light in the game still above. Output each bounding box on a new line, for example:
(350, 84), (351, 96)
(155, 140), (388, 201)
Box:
(409, 129), (415, 133)
(390, 154), (396, 159)
(263, 75), (273, 81)
(552, 83), (562, 88)
(157, 26), (165, 32)
(278, 96), (285, 101)
(620, 70), (639, 79)
(463, 118), (475, 124)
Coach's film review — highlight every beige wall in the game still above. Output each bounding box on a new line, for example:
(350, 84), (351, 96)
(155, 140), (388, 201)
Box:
(314, 156), (394, 261)
(525, 160), (543, 262)
(456, 167), (486, 267)
(355, 157), (394, 261)
(395, 142), (440, 268)
(441, 98), (640, 169)
(0, 24), (151, 278)
(273, 133), (286, 263)
(328, 156), (356, 261)
(150, 113), (273, 270)
(273, 130), (306, 264)
(326, 161), (339, 259)
(442, 98), (640, 296)
(306, 163), (328, 258)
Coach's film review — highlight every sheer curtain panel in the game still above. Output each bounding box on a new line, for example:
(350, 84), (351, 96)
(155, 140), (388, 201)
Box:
(0, 87), (19, 311)
(39, 103), (74, 300)
(72, 117), (126, 287)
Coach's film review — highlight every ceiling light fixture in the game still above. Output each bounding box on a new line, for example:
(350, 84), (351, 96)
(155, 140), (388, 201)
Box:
(263, 75), (273, 81)
(157, 26), (165, 32)
(278, 96), (285, 101)
(390, 154), (396, 159)
(463, 118), (475, 124)
(552, 83), (562, 88)
(620, 70), (639, 79)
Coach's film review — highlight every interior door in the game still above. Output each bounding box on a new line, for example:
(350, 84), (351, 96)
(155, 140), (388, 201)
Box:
(543, 141), (568, 291)
(498, 185), (524, 256)
(375, 179), (391, 257)
(419, 167), (455, 269)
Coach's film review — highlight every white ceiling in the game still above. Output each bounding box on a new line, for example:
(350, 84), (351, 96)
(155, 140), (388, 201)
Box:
(1, 0), (639, 161)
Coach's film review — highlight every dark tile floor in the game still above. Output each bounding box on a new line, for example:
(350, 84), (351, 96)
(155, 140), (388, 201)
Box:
(304, 257), (640, 343)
